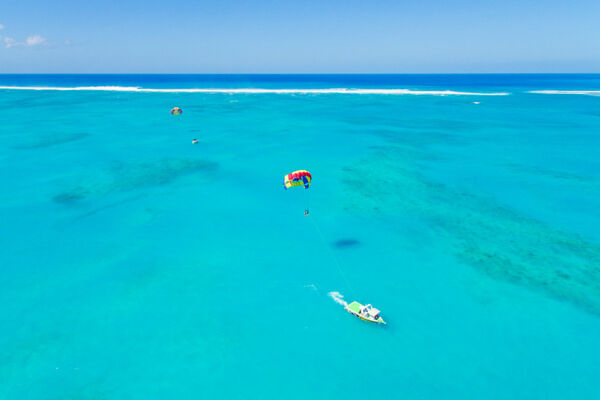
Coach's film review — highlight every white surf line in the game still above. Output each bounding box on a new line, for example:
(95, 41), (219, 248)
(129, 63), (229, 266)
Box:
(328, 291), (348, 307)
(529, 90), (600, 96)
(0, 86), (510, 96)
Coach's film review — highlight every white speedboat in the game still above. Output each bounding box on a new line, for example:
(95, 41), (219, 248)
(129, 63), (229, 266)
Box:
(345, 301), (386, 325)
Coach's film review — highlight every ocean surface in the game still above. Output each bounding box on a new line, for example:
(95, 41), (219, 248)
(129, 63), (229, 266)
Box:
(1, 74), (599, 399)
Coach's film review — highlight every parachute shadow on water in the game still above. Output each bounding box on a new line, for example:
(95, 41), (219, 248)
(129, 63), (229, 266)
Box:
(333, 239), (361, 249)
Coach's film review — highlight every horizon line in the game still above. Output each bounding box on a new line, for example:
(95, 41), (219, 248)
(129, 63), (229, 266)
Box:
(1, 72), (600, 75)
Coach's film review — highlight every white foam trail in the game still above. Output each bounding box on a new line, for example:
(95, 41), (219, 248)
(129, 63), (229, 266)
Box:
(328, 291), (348, 307)
(529, 90), (600, 96)
(0, 85), (509, 96)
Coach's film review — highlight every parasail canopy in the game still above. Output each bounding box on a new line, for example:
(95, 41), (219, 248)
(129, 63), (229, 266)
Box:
(283, 170), (311, 189)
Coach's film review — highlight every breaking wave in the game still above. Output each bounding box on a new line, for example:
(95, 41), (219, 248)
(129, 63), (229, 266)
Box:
(529, 90), (600, 96)
(0, 86), (509, 96)
(328, 291), (348, 307)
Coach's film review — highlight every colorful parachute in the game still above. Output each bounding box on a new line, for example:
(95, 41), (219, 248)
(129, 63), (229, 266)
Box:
(171, 107), (182, 115)
(283, 170), (311, 189)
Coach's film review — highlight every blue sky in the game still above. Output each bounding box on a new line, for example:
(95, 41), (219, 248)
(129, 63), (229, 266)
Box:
(1, 0), (599, 73)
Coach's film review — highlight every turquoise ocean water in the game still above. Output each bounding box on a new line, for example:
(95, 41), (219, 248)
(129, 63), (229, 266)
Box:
(1, 75), (599, 399)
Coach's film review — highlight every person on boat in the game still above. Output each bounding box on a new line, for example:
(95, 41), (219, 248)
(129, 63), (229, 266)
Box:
(192, 139), (198, 144)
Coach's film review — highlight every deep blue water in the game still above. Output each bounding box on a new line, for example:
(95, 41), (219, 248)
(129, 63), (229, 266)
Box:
(1, 75), (599, 399)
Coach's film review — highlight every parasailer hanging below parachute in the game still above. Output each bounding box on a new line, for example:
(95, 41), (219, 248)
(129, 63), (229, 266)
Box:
(283, 170), (312, 215)
(283, 170), (311, 189)
(171, 107), (182, 115)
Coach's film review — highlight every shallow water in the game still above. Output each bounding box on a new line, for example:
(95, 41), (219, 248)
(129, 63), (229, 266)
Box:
(1, 75), (600, 399)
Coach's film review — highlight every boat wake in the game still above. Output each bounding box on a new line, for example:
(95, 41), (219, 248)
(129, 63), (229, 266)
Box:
(328, 291), (348, 307)
(0, 86), (509, 96)
(303, 283), (318, 291)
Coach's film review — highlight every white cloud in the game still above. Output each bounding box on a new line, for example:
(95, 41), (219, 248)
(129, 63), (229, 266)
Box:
(25, 35), (46, 46)
(3, 34), (47, 48)
(0, 25), (52, 48)
(4, 37), (17, 48)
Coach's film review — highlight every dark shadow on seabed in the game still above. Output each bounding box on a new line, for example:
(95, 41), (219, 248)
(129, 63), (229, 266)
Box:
(52, 158), (219, 204)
